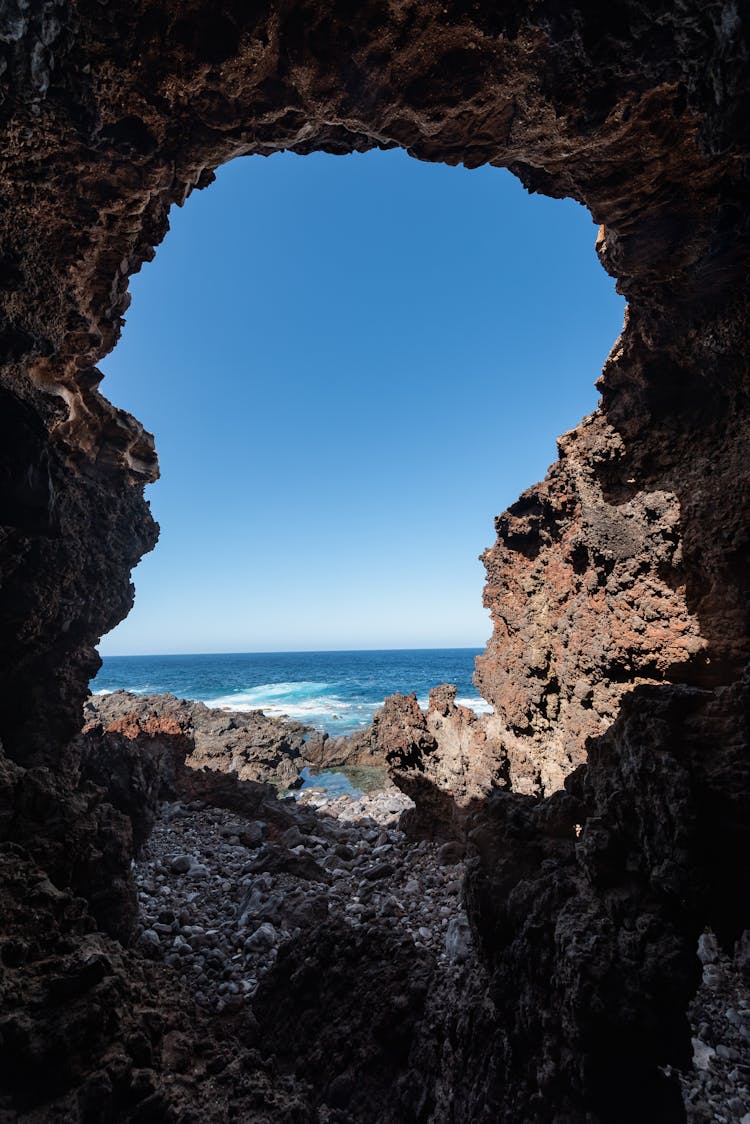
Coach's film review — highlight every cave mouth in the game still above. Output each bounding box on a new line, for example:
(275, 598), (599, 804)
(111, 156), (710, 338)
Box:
(95, 147), (625, 678)
(2, 8), (747, 1120)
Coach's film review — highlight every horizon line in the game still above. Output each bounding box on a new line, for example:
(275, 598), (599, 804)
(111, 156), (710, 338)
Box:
(98, 644), (487, 660)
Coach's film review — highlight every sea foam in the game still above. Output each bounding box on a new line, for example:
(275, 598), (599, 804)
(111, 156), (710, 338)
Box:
(203, 680), (492, 732)
(204, 680), (332, 708)
(92, 649), (487, 737)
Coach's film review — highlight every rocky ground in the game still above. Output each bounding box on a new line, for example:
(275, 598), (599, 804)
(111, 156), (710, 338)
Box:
(134, 779), (475, 1018)
(681, 934), (750, 1123)
(132, 770), (749, 1121)
(75, 690), (750, 1120)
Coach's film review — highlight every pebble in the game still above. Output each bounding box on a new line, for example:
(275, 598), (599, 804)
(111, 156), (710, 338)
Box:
(682, 938), (750, 1121)
(363, 862), (394, 881)
(437, 841), (465, 866)
(138, 928), (161, 954)
(134, 779), (469, 1015)
(244, 922), (277, 951)
(698, 931), (720, 966)
(134, 782), (746, 1123)
(692, 1039), (716, 1071)
(445, 914), (472, 964)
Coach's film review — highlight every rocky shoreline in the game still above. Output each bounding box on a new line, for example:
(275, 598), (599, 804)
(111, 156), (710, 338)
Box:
(84, 682), (515, 830)
(0, 683), (746, 1120)
(84, 690), (388, 790)
(95, 689), (747, 1122)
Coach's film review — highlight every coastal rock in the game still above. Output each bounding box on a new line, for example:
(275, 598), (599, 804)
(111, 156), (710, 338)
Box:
(77, 712), (189, 854)
(86, 690), (312, 789)
(475, 418), (707, 797)
(380, 686), (507, 839)
(302, 721), (384, 770)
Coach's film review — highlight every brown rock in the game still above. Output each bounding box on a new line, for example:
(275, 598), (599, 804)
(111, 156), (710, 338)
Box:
(0, 3), (748, 1121)
(86, 690), (310, 789)
(475, 415), (706, 796)
(302, 721), (384, 770)
(381, 687), (508, 839)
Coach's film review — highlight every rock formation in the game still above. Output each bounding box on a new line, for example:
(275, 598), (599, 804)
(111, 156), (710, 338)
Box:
(85, 689), (316, 789)
(1, 1), (749, 1120)
(301, 719), (386, 771)
(377, 685), (508, 838)
(476, 415), (707, 794)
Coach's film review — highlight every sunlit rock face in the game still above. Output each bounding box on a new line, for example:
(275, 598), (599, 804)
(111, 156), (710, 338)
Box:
(0, 1), (749, 1119)
(476, 410), (707, 795)
(379, 686), (509, 838)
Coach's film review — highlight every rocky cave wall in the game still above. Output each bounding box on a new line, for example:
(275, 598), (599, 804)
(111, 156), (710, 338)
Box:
(1, 1), (749, 1120)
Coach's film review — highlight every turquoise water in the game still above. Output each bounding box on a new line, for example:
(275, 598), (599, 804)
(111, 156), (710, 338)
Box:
(297, 767), (362, 799)
(295, 765), (390, 799)
(92, 648), (490, 736)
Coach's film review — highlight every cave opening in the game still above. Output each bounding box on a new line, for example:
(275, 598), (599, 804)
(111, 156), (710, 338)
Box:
(95, 148), (625, 681)
(1, 4), (747, 1120)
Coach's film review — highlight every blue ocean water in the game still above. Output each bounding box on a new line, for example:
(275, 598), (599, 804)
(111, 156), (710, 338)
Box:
(91, 648), (490, 736)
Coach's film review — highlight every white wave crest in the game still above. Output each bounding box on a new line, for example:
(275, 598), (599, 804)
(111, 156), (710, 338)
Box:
(205, 680), (331, 710)
(204, 684), (376, 732)
(455, 696), (494, 715)
(415, 694), (492, 716)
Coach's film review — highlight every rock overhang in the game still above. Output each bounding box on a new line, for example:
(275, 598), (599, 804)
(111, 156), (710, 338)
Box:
(0, 2), (748, 1120)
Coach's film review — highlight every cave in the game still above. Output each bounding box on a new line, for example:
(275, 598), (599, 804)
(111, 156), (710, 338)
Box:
(0, 2), (748, 1122)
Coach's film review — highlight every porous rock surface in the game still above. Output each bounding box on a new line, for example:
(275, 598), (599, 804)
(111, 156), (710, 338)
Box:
(1, 1), (750, 1121)
(375, 685), (508, 839)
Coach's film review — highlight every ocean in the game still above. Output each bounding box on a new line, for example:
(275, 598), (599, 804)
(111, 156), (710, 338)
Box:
(91, 648), (490, 736)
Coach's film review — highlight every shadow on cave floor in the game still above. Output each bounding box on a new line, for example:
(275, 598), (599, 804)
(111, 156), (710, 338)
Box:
(2, 684), (747, 1123)
(133, 787), (480, 1123)
(129, 741), (749, 1124)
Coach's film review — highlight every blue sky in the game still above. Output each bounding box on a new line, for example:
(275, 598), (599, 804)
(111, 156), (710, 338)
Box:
(98, 149), (624, 656)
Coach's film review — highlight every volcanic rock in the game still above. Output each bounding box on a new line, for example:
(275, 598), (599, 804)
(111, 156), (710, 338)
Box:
(1, 1), (749, 1121)
(86, 690), (314, 789)
(378, 685), (507, 839)
(302, 720), (385, 770)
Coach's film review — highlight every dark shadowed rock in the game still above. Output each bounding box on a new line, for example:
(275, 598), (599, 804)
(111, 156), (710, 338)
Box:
(0, 1), (749, 1120)
(252, 919), (434, 1121)
(248, 844), (332, 884)
(77, 710), (189, 855)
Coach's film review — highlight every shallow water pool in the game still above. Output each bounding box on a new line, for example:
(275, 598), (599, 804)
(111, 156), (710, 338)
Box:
(294, 765), (388, 800)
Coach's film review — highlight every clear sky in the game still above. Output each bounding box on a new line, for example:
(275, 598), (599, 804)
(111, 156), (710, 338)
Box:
(98, 149), (625, 656)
